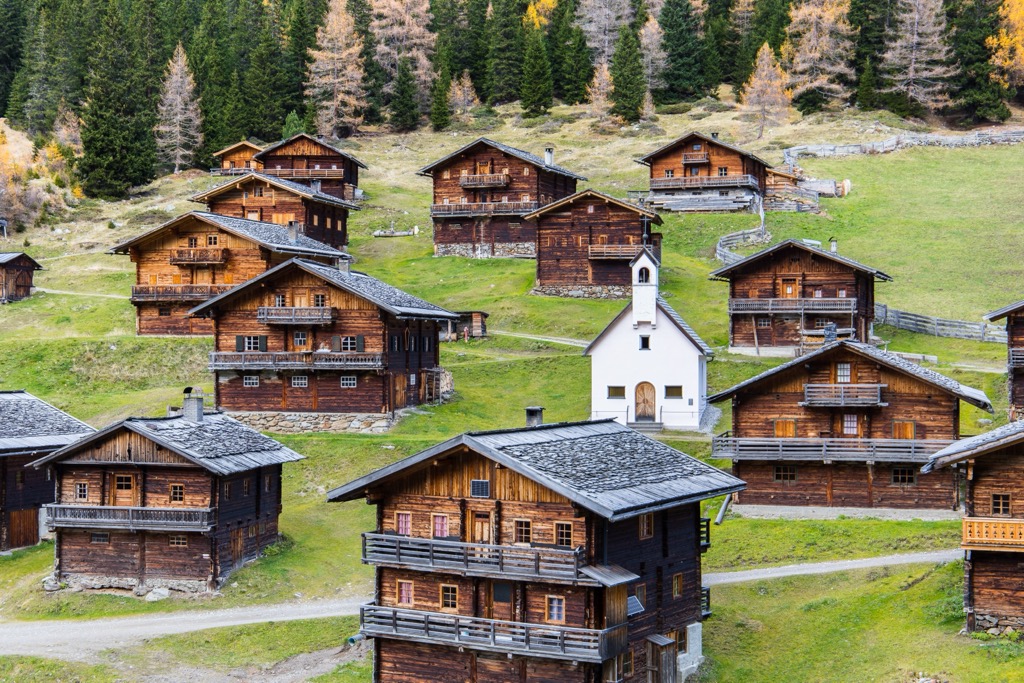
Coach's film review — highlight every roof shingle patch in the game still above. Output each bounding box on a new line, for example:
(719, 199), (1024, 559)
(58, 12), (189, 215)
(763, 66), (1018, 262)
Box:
(417, 138), (587, 181)
(0, 391), (95, 455)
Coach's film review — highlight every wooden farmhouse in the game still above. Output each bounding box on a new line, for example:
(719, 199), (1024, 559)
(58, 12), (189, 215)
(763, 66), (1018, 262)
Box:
(191, 172), (359, 248)
(252, 133), (367, 202)
(983, 300), (1024, 419)
(527, 189), (663, 297)
(709, 340), (993, 509)
(636, 132), (771, 212)
(188, 258), (458, 422)
(0, 252), (42, 303)
(29, 390), (303, 592)
(708, 238), (892, 357)
(210, 140), (265, 175)
(445, 311), (489, 340)
(417, 137), (586, 258)
(0, 391), (94, 551)
(111, 211), (344, 336)
(923, 421), (1024, 634)
(585, 250), (713, 432)
(328, 416), (745, 683)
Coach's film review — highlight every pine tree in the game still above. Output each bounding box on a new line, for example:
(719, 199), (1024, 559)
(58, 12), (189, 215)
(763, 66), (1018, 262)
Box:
(389, 57), (420, 129)
(547, 0), (575, 98)
(282, 109), (306, 136)
(610, 25), (645, 121)
(660, 0), (706, 100)
(563, 26), (594, 103)
(464, 0), (492, 99)
(18, 8), (61, 133)
(521, 28), (554, 115)
(430, 64), (453, 129)
(951, 0), (1012, 121)
(242, 9), (291, 140)
(881, 0), (957, 110)
(306, 0), (366, 136)
(155, 43), (203, 173)
(577, 0), (634, 63)
(285, 0), (318, 117)
(855, 57), (879, 107)
(742, 41), (791, 137)
(487, 0), (526, 103)
(987, 0), (1024, 86)
(849, 0), (896, 88)
(79, 0), (156, 198)
(190, 0), (238, 159)
(787, 0), (855, 112)
(347, 0), (387, 122)
(0, 0), (26, 115)
(371, 0), (435, 105)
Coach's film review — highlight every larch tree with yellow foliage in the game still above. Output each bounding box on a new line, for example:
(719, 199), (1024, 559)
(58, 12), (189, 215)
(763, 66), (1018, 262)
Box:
(988, 0), (1024, 86)
(742, 42), (791, 138)
(786, 0), (856, 112)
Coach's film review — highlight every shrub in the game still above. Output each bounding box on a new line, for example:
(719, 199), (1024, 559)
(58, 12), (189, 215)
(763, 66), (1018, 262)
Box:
(655, 102), (693, 115)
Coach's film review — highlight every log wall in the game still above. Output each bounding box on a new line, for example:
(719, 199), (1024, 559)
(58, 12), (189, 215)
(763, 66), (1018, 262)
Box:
(375, 639), (594, 683)
(0, 256), (37, 301)
(1, 454), (52, 550)
(1009, 314), (1024, 418)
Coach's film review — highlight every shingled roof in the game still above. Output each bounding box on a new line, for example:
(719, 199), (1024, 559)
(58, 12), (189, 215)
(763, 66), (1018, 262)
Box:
(328, 420), (743, 521)
(523, 189), (662, 223)
(253, 132), (368, 169)
(922, 421), (1024, 473)
(708, 239), (893, 281)
(636, 131), (773, 168)
(211, 139), (264, 158)
(31, 412), (303, 475)
(0, 252), (43, 269)
(190, 258), (458, 320)
(416, 138), (587, 181)
(708, 340), (993, 411)
(109, 212), (345, 260)
(191, 172), (360, 210)
(984, 299), (1024, 322)
(583, 297), (713, 357)
(0, 391), (95, 457)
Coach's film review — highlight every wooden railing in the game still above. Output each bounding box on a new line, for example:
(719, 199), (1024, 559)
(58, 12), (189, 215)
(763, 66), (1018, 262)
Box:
(45, 504), (214, 531)
(430, 202), (538, 216)
(962, 517), (1024, 551)
(710, 431), (952, 463)
(360, 604), (627, 662)
(459, 173), (510, 188)
(588, 244), (645, 260)
(169, 248), (228, 265)
(682, 153), (710, 163)
(131, 284), (234, 301)
(362, 533), (592, 583)
(256, 307), (336, 325)
(210, 166), (259, 176)
(1010, 348), (1024, 368)
(699, 518), (711, 551)
(650, 174), (759, 190)
(728, 298), (857, 314)
(701, 587), (711, 617)
(261, 168), (346, 179)
(802, 384), (886, 407)
(208, 351), (384, 370)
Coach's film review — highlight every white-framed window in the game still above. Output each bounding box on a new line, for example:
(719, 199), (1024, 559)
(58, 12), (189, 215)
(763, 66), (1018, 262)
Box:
(243, 375), (259, 388)
(442, 169), (450, 179)
(409, 373), (417, 386)
(76, 482), (88, 500)
(664, 169), (674, 178)
(341, 375), (357, 388)
(546, 596), (565, 623)
(341, 336), (357, 351)
(814, 289), (824, 298)
(757, 318), (771, 328)
(291, 375), (309, 388)
(274, 294), (286, 307)
(587, 204), (595, 213)
(815, 318), (829, 328)
(836, 362), (852, 383)
(207, 234), (219, 246)
(838, 288), (847, 298)
(842, 414), (858, 435)
(244, 335), (261, 351)
(293, 331), (307, 346)
(718, 167), (728, 177)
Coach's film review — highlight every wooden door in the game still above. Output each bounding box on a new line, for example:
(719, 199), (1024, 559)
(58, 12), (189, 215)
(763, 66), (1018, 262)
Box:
(774, 419), (797, 438)
(110, 473), (137, 506)
(14, 270), (31, 299)
(472, 512), (491, 544)
(193, 267), (211, 285)
(230, 527), (244, 564)
(489, 581), (513, 621)
(8, 509), (39, 549)
(635, 382), (656, 422)
(780, 278), (798, 298)
(477, 161), (490, 174)
(392, 374), (407, 410)
(646, 641), (678, 683)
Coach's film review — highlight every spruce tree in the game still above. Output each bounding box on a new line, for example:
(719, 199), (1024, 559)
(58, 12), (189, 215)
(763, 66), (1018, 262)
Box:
(285, 0), (317, 117)
(488, 0), (525, 104)
(190, 0), (235, 160)
(242, 11), (291, 141)
(430, 64), (453, 129)
(79, 0), (156, 198)
(610, 24), (645, 121)
(282, 109), (306, 137)
(347, 0), (387, 123)
(856, 57), (879, 108)
(660, 0), (707, 101)
(735, 0), (792, 86)
(849, 0), (895, 87)
(390, 57), (420, 130)
(949, 0), (1012, 121)
(562, 26), (594, 103)
(547, 0), (575, 99)
(521, 28), (554, 115)
(464, 0), (492, 99)
(0, 0), (26, 115)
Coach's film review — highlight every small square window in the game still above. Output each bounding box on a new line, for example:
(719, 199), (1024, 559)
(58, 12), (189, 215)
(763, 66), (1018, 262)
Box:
(207, 234), (219, 246)
(718, 167), (728, 177)
(757, 318), (771, 328)
(116, 475), (133, 491)
(514, 519), (532, 544)
(294, 331), (307, 346)
(313, 294), (326, 307)
(396, 512), (411, 535)
(432, 514), (449, 538)
(291, 375), (308, 388)
(187, 236), (198, 248)
(892, 467), (916, 485)
(76, 482), (88, 500)
(243, 375), (259, 388)
(774, 465), (797, 482)
(555, 522), (573, 547)
(546, 595), (565, 623)
(815, 318), (829, 328)
(692, 143), (701, 151)
(170, 484), (184, 502)
(814, 289), (824, 298)
(993, 493), (1011, 516)
(665, 386), (683, 399)
(158, 307), (171, 317)
(341, 336), (358, 351)
(639, 336), (651, 350)
(672, 573), (683, 598)
(838, 288), (847, 298)
(639, 513), (654, 540)
(341, 375), (357, 388)
(274, 294), (286, 307)
(441, 584), (458, 610)
(664, 169), (675, 178)
(244, 335), (261, 351)
(587, 204), (595, 213)
(398, 580), (414, 605)
(91, 532), (109, 544)
(169, 534), (188, 547)
(608, 386), (625, 399)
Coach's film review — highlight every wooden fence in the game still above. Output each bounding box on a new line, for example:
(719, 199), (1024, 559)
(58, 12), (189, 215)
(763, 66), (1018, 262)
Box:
(783, 129), (1024, 165)
(874, 303), (1007, 343)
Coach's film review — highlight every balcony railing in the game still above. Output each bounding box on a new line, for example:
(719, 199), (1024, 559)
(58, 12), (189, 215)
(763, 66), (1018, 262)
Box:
(701, 587), (711, 618)
(699, 517), (711, 552)
(588, 245), (645, 260)
(728, 298), (858, 314)
(962, 517), (1024, 551)
(682, 153), (710, 163)
(362, 533), (593, 583)
(131, 284), (234, 302)
(210, 166), (259, 176)
(360, 604), (627, 663)
(208, 351), (384, 370)
(650, 174), (759, 191)
(1010, 348), (1024, 368)
(459, 173), (510, 188)
(169, 248), (228, 265)
(45, 504), (214, 532)
(710, 432), (953, 463)
(256, 307), (336, 325)
(801, 384), (887, 407)
(430, 202), (539, 217)
(261, 168), (346, 179)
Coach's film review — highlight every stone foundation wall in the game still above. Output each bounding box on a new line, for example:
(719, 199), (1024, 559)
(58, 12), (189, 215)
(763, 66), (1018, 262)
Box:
(532, 284), (631, 299)
(973, 612), (1024, 635)
(435, 242), (536, 258)
(435, 243), (475, 257)
(491, 242), (536, 258)
(228, 411), (395, 434)
(58, 574), (210, 593)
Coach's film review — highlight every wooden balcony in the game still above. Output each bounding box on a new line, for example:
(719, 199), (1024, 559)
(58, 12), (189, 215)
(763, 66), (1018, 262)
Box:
(256, 307), (336, 325)
(710, 431), (952, 463)
(208, 351), (384, 371)
(131, 284), (234, 302)
(682, 152), (710, 163)
(169, 248), (228, 265)
(801, 384), (887, 407)
(588, 245), (643, 260)
(459, 173), (510, 188)
(728, 298), (857, 314)
(45, 504), (214, 532)
(430, 201), (538, 217)
(360, 604), (627, 663)
(650, 174), (759, 191)
(1009, 348), (1024, 368)
(701, 586), (711, 617)
(261, 168), (346, 179)
(699, 517), (711, 552)
(362, 533), (595, 584)
(210, 167), (259, 176)
(962, 517), (1024, 551)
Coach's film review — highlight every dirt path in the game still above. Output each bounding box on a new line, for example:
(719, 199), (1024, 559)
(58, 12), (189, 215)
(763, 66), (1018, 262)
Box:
(703, 549), (960, 586)
(34, 287), (129, 300)
(490, 330), (588, 347)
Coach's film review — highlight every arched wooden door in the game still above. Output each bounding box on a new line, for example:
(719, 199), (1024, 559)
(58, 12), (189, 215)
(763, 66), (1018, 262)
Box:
(635, 382), (656, 422)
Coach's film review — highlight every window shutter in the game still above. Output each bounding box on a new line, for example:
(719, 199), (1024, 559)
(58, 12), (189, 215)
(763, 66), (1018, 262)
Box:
(331, 335), (341, 352)
(258, 336), (268, 352)
(235, 336), (244, 352)
(356, 335), (365, 352)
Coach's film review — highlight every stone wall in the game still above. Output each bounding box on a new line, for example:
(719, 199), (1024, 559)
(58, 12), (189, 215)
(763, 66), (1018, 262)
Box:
(532, 284), (631, 299)
(57, 573), (209, 593)
(435, 242), (536, 258)
(228, 411), (394, 434)
(973, 612), (1024, 635)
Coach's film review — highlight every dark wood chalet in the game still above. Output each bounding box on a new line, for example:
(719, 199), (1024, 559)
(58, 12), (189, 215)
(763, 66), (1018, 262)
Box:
(445, 311), (489, 340)
(111, 211), (344, 336)
(0, 391), (94, 551)
(191, 172), (359, 248)
(923, 422), (1024, 633)
(708, 239), (892, 356)
(709, 340), (993, 509)
(983, 300), (1024, 419)
(417, 138), (586, 258)
(636, 132), (772, 212)
(328, 416), (744, 683)
(29, 391), (303, 592)
(0, 252), (42, 303)
(252, 133), (367, 202)
(526, 190), (663, 297)
(188, 258), (458, 417)
(210, 140), (265, 176)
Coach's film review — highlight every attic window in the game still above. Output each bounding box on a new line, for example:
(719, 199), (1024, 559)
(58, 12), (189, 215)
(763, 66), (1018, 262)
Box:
(692, 144), (701, 151)
(187, 237), (198, 248)
(470, 479), (490, 498)
(207, 235), (219, 246)
(587, 204), (595, 214)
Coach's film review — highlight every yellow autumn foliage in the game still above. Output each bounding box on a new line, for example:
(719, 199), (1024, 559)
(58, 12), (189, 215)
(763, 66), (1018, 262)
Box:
(987, 0), (1024, 86)
(522, 0), (556, 28)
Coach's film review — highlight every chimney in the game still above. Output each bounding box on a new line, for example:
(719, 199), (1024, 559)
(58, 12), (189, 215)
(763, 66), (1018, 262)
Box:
(544, 146), (554, 166)
(711, 132), (719, 140)
(829, 236), (838, 253)
(339, 253), (352, 274)
(525, 406), (544, 427)
(181, 387), (205, 423)
(288, 220), (301, 243)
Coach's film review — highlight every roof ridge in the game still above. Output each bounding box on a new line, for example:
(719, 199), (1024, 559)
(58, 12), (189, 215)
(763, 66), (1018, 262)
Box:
(467, 418), (618, 437)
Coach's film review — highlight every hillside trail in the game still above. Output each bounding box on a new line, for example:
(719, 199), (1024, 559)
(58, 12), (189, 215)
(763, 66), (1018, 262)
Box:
(35, 287), (128, 299)
(490, 329), (588, 347)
